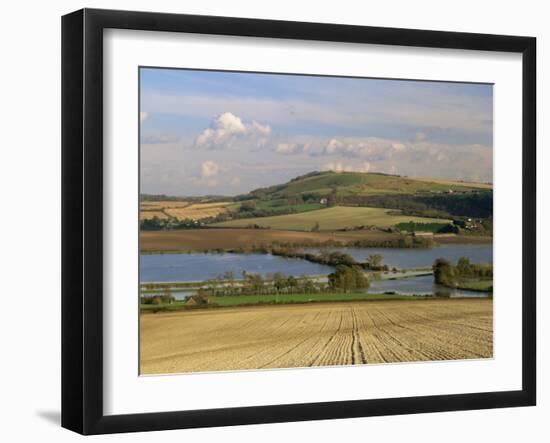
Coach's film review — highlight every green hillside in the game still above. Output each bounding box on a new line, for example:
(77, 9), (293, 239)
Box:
(142, 171), (492, 234)
(244, 171), (490, 200)
(213, 206), (452, 231)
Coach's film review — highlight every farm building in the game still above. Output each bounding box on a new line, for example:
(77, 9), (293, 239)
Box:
(413, 231), (434, 238)
(434, 233), (456, 239)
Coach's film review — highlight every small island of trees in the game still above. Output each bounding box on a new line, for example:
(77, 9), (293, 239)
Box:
(433, 257), (493, 292)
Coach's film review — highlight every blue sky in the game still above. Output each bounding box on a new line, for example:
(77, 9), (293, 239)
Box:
(140, 68), (493, 196)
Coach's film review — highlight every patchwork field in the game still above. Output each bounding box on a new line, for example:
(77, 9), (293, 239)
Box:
(140, 201), (233, 221)
(140, 299), (493, 374)
(139, 210), (169, 221)
(164, 202), (233, 220)
(141, 201), (189, 209)
(413, 177), (493, 190)
(213, 206), (451, 231)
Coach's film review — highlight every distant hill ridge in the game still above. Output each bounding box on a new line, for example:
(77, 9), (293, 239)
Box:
(241, 171), (492, 201)
(140, 171), (492, 202)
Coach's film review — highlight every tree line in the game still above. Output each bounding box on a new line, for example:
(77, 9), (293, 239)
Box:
(343, 192), (493, 219)
(196, 265), (369, 298)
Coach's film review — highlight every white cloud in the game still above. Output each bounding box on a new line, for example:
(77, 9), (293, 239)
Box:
(315, 135), (492, 182)
(322, 137), (403, 159)
(323, 161), (372, 173)
(141, 107), (493, 195)
(325, 139), (345, 154)
(143, 92), (364, 130)
(275, 143), (302, 155)
(250, 121), (272, 136)
(201, 160), (220, 178)
(413, 132), (427, 143)
(141, 133), (180, 144)
(142, 86), (492, 137)
(140, 76), (493, 195)
(194, 112), (271, 150)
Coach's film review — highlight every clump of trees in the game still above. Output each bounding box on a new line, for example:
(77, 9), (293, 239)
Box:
(327, 188), (340, 207)
(199, 272), (326, 297)
(433, 256), (493, 288)
(271, 246), (357, 267)
(140, 216), (209, 231)
(348, 236), (434, 249)
(239, 200), (257, 213)
(188, 291), (209, 306)
(328, 265), (370, 292)
(433, 258), (458, 287)
(140, 294), (176, 305)
(455, 257), (493, 278)
(395, 221), (458, 234)
(342, 192), (493, 219)
(364, 254), (388, 271)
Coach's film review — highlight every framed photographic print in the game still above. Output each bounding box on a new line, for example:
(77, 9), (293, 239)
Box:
(62, 8), (536, 435)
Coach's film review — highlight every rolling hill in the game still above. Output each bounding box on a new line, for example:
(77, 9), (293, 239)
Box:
(140, 171), (493, 233)
(243, 171), (491, 200)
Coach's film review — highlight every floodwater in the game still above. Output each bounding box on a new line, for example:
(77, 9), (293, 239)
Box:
(140, 243), (492, 297)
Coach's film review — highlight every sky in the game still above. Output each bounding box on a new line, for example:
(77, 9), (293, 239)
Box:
(140, 68), (493, 196)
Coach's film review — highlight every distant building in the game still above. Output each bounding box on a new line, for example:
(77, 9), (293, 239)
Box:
(413, 231), (434, 238)
(434, 233), (456, 239)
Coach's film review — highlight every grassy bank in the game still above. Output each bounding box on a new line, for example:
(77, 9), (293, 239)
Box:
(456, 279), (493, 292)
(140, 292), (433, 312)
(209, 293), (428, 305)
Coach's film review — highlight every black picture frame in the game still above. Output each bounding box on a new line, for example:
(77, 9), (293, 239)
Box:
(62, 8), (536, 435)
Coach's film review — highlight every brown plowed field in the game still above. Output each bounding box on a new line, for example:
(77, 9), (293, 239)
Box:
(140, 299), (493, 374)
(140, 228), (402, 252)
(140, 229), (490, 252)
